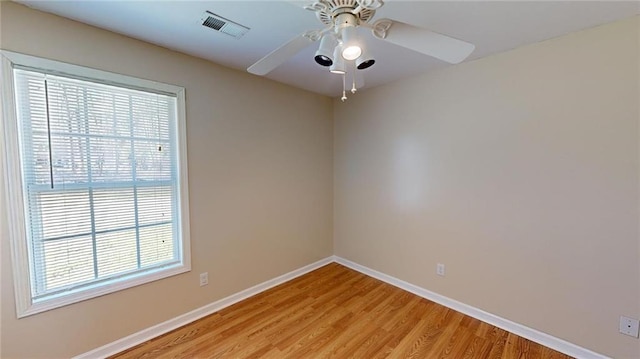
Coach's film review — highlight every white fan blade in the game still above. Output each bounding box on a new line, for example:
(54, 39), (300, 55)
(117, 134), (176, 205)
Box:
(380, 20), (475, 64)
(248, 34), (314, 75)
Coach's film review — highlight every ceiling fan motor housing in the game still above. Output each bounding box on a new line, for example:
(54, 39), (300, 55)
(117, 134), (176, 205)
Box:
(334, 12), (359, 31)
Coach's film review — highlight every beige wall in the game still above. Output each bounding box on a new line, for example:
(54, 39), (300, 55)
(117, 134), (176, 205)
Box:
(0, 2), (333, 357)
(334, 16), (640, 358)
(1, 2), (639, 358)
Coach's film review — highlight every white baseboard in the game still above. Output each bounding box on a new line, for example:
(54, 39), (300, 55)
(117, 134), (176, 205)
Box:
(76, 255), (609, 359)
(334, 256), (609, 359)
(73, 256), (335, 359)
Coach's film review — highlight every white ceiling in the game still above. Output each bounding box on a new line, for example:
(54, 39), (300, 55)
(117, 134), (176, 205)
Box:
(16, 1), (639, 97)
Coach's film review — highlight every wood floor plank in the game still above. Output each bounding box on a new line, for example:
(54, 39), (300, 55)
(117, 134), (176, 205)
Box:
(111, 263), (574, 359)
(462, 335), (493, 359)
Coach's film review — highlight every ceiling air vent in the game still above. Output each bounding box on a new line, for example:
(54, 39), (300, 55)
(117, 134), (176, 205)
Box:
(201, 11), (249, 39)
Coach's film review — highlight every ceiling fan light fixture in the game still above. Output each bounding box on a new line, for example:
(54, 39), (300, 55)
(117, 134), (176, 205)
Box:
(330, 45), (346, 74)
(356, 58), (375, 70)
(340, 26), (362, 60)
(314, 33), (337, 67)
(356, 47), (375, 70)
(342, 45), (362, 61)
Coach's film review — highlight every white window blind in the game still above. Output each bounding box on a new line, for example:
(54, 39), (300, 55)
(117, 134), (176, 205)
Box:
(11, 66), (187, 306)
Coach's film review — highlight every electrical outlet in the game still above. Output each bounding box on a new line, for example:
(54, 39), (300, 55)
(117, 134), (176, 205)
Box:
(436, 263), (445, 276)
(619, 316), (639, 338)
(199, 272), (208, 287)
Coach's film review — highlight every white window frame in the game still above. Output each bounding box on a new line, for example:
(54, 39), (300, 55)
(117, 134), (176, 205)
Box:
(0, 50), (191, 318)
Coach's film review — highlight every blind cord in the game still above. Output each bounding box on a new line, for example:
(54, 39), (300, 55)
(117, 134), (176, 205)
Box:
(44, 79), (54, 189)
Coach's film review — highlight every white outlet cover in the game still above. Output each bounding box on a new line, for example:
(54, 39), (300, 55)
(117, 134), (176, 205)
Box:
(436, 263), (445, 276)
(619, 316), (639, 338)
(199, 272), (208, 286)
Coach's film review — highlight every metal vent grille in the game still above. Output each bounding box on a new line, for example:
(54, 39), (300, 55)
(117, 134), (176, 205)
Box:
(201, 11), (249, 39)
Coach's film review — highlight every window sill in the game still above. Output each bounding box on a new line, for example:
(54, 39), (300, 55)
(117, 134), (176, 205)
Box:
(18, 263), (190, 318)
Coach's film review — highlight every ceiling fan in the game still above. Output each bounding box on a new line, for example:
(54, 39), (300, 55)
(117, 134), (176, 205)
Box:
(247, 0), (475, 100)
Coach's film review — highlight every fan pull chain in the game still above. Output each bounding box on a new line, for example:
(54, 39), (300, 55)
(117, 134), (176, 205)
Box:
(351, 61), (357, 94)
(341, 73), (347, 102)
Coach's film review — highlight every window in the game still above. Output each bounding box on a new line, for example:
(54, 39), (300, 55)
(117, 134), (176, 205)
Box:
(1, 51), (191, 317)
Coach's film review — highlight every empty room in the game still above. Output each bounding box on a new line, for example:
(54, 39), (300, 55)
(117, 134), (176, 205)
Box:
(1, 1), (639, 358)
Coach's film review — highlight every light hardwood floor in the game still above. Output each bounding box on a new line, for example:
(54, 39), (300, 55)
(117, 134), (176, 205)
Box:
(112, 263), (573, 358)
